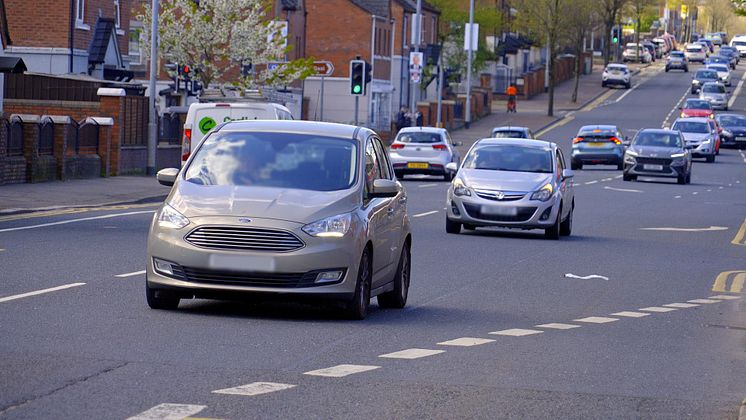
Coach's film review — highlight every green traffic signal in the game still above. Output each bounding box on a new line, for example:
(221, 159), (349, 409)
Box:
(613, 37), (619, 44)
(353, 85), (362, 94)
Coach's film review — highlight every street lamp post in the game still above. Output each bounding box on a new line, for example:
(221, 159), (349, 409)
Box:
(146, 0), (159, 176)
(465, 0), (474, 129)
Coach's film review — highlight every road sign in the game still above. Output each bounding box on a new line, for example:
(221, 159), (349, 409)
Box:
(409, 52), (423, 84)
(312, 61), (334, 77)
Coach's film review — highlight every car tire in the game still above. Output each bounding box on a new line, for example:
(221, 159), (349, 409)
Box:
(571, 161), (582, 170)
(602, 81), (606, 88)
(394, 171), (403, 180)
(346, 249), (372, 320)
(463, 224), (476, 231)
(706, 153), (715, 163)
(560, 203), (573, 237)
(684, 67), (689, 72)
(677, 173), (687, 184)
(665, 67), (669, 72)
(691, 88), (697, 94)
(617, 161), (624, 170)
(146, 280), (180, 310)
(724, 106), (729, 111)
(377, 243), (410, 309)
(623, 173), (636, 181)
(686, 171), (692, 184)
(446, 217), (461, 234)
(625, 82), (631, 89)
(443, 172), (453, 182)
(545, 208), (561, 240)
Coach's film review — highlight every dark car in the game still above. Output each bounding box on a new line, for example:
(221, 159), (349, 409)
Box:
(641, 42), (657, 61)
(715, 113), (746, 148)
(718, 46), (739, 68)
(571, 125), (626, 170)
(623, 129), (692, 184)
(666, 51), (688, 72)
(704, 55), (731, 68)
(691, 69), (719, 94)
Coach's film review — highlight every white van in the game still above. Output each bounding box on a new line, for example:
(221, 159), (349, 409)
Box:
(181, 101), (293, 164)
(729, 35), (746, 57)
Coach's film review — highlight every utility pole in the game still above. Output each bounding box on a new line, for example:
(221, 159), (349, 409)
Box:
(465, 0), (474, 129)
(410, 0), (422, 126)
(146, 0), (159, 176)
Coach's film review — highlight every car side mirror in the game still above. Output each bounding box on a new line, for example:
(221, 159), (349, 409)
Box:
(370, 179), (399, 198)
(562, 169), (574, 179)
(454, 140), (463, 147)
(157, 168), (179, 187)
(623, 140), (631, 147)
(445, 162), (458, 172)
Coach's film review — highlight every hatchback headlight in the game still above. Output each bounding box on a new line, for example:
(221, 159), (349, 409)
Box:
(302, 213), (352, 238)
(702, 137), (712, 144)
(158, 204), (189, 229)
(453, 179), (472, 197)
(671, 158), (686, 166)
(530, 184), (554, 202)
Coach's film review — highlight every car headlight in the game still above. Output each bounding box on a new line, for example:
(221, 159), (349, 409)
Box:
(671, 152), (686, 158)
(530, 184), (554, 202)
(693, 80), (700, 84)
(302, 213), (352, 238)
(625, 149), (639, 157)
(702, 137), (712, 144)
(453, 179), (472, 197)
(671, 158), (686, 166)
(157, 204), (190, 229)
(624, 154), (637, 164)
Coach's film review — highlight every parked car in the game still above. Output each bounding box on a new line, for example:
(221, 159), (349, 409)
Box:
(622, 129), (692, 184)
(641, 42), (658, 60)
(389, 126), (461, 181)
(671, 117), (718, 162)
(623, 43), (652, 63)
(444, 138), (574, 239)
(181, 100), (293, 165)
(571, 125), (626, 170)
(691, 68), (719, 94)
(715, 113), (746, 148)
(685, 43), (708, 63)
(490, 126), (535, 139)
(602, 63), (632, 88)
(680, 98), (715, 118)
(665, 51), (689, 72)
(148, 120), (412, 320)
(698, 82), (729, 111)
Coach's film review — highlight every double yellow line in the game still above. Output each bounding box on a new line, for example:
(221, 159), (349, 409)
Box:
(712, 271), (746, 293)
(732, 218), (746, 247)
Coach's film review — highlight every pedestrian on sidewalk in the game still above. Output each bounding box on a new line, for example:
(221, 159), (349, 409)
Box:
(506, 84), (518, 113)
(395, 106), (410, 132)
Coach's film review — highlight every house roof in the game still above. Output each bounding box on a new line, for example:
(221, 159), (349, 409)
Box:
(350, 0), (390, 17)
(88, 18), (118, 64)
(393, 0), (439, 14)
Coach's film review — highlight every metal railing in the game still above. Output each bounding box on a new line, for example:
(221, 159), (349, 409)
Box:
(38, 117), (55, 156)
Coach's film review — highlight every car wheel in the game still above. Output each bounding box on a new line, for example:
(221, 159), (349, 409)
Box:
(601, 81), (606, 88)
(560, 203), (573, 237)
(677, 173), (687, 184)
(377, 243), (410, 309)
(706, 153), (715, 163)
(346, 249), (372, 320)
(146, 280), (180, 310)
(691, 88), (697, 94)
(724, 106), (729, 111)
(686, 172), (692, 184)
(684, 67), (689, 72)
(394, 171), (403, 180)
(623, 173), (637, 181)
(545, 208), (561, 240)
(446, 217), (461, 234)
(571, 161), (582, 170)
(617, 161), (624, 170)
(443, 172), (453, 182)
(625, 82), (631, 89)
(463, 224), (476, 231)
(665, 67), (669, 72)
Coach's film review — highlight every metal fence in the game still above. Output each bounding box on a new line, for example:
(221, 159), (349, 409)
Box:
(159, 113), (182, 145)
(122, 96), (149, 146)
(38, 117), (55, 156)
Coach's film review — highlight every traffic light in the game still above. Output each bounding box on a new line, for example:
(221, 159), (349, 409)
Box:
(350, 60), (365, 95)
(611, 27), (620, 44)
(178, 64), (192, 79)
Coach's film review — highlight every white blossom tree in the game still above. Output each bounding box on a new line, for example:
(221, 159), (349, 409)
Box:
(139, 0), (314, 91)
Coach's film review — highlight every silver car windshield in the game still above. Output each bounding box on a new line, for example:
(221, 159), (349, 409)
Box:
(463, 145), (553, 173)
(397, 132), (442, 143)
(184, 132), (358, 191)
(634, 133), (684, 148)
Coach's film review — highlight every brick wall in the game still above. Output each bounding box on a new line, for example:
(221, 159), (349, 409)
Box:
(4, 99), (102, 122)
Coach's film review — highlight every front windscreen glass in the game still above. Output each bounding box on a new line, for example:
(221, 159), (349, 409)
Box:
(633, 133), (683, 148)
(396, 132), (442, 143)
(672, 121), (709, 133)
(670, 51), (685, 58)
(463, 145), (553, 173)
(184, 132), (358, 191)
(718, 116), (746, 126)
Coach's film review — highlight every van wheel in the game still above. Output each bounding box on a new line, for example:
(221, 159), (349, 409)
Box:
(378, 244), (410, 309)
(146, 280), (180, 310)
(446, 217), (461, 234)
(346, 250), (371, 320)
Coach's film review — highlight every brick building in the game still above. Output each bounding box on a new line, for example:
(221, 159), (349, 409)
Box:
(0, 0), (132, 80)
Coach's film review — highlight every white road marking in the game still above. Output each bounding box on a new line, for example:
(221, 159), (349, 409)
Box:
(0, 282), (86, 304)
(585, 180), (598, 185)
(707, 189), (712, 192)
(0, 248), (5, 252)
(489, 328), (544, 337)
(379, 348), (445, 359)
(115, 270), (146, 278)
(692, 192), (698, 195)
(639, 306), (678, 313)
(709, 295), (741, 300)
(564, 273), (609, 280)
(213, 382), (296, 396)
(574, 316), (619, 324)
(0, 210), (155, 233)
(303, 364), (380, 378)
(614, 175), (623, 179)
(535, 323), (580, 330)
(611, 311), (650, 318)
(639, 226), (728, 232)
(413, 210), (439, 218)
(727, 70), (746, 108)
(604, 186), (642, 193)
(437, 337), (496, 347)
(674, 195), (682, 199)
(663, 302), (700, 308)
(127, 403), (206, 420)
(719, 186), (724, 190)
(418, 183), (438, 188)
(687, 298), (720, 304)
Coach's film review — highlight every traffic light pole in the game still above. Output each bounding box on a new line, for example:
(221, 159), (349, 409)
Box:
(354, 96), (359, 126)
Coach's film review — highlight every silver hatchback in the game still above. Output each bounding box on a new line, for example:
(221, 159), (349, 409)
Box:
(147, 120), (412, 319)
(389, 127), (461, 181)
(445, 139), (575, 239)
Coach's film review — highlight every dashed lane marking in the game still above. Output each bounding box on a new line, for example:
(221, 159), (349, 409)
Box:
(640, 226), (728, 232)
(413, 210), (439, 218)
(379, 348), (445, 359)
(604, 186), (642, 193)
(115, 270), (146, 278)
(728, 69), (746, 108)
(662, 88), (691, 128)
(574, 316), (619, 324)
(640, 306), (678, 313)
(127, 404), (206, 420)
(564, 273), (609, 280)
(417, 183), (439, 188)
(688, 298), (721, 304)
(611, 311), (650, 318)
(0, 210), (155, 233)
(615, 175), (623, 179)
(489, 328), (544, 337)
(709, 295), (741, 300)
(675, 195), (682, 199)
(732, 218), (746, 247)
(663, 303), (700, 308)
(212, 382), (296, 396)
(0, 282), (86, 304)
(585, 180), (598, 185)
(535, 323), (581, 330)
(303, 365), (380, 378)
(437, 337), (496, 347)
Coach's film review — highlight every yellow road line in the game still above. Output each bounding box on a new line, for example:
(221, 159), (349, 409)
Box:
(732, 273), (746, 293)
(581, 89), (616, 112)
(0, 202), (160, 223)
(712, 270), (746, 293)
(732, 218), (746, 247)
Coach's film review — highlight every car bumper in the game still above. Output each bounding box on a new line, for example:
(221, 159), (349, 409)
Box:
(602, 77), (629, 86)
(390, 154), (452, 175)
(572, 148), (623, 165)
(624, 161), (686, 178)
(688, 142), (714, 156)
(446, 190), (560, 229)
(666, 62), (687, 69)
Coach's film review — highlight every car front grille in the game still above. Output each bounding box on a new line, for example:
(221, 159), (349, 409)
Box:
(185, 226), (305, 252)
(636, 157), (673, 166)
(463, 203), (537, 222)
(178, 267), (342, 288)
(474, 189), (525, 202)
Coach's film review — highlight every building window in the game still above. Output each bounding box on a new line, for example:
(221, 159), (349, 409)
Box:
(431, 16), (436, 43)
(403, 15), (408, 48)
(129, 26), (142, 64)
(114, 0), (121, 28)
(75, 0), (89, 29)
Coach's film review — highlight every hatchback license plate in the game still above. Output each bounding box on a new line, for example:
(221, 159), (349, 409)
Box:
(408, 162), (429, 169)
(481, 205), (517, 216)
(209, 255), (276, 272)
(643, 164), (663, 171)
(587, 142), (606, 147)
(736, 137), (746, 142)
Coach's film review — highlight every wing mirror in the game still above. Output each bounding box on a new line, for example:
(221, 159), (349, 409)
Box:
(562, 169), (574, 180)
(445, 162), (458, 172)
(370, 179), (399, 198)
(157, 168), (179, 187)
(454, 140), (464, 147)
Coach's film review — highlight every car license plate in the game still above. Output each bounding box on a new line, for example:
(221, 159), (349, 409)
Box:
(481, 205), (517, 216)
(209, 254), (276, 272)
(407, 162), (429, 169)
(588, 142), (605, 147)
(736, 137), (746, 142)
(643, 164), (663, 171)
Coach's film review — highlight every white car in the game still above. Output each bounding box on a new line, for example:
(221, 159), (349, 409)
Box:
(389, 127), (461, 181)
(706, 63), (731, 86)
(685, 44), (708, 63)
(729, 36), (746, 57)
(622, 44), (651, 63)
(602, 64), (632, 89)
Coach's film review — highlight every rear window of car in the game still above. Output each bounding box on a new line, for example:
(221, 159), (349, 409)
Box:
(633, 132), (683, 148)
(702, 84), (725, 93)
(719, 116), (746, 126)
(672, 121), (709, 133)
(709, 65), (728, 72)
(491, 130), (527, 138)
(579, 130), (616, 138)
(606, 65), (626, 72)
(463, 145), (553, 174)
(670, 51), (685, 57)
(396, 132), (443, 143)
(733, 41), (746, 46)
(695, 70), (717, 78)
(687, 46), (703, 52)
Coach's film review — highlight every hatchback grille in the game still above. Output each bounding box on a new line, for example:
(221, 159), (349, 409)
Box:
(185, 226), (304, 252)
(474, 189), (525, 202)
(637, 157), (672, 165)
(180, 267), (342, 288)
(463, 203), (537, 222)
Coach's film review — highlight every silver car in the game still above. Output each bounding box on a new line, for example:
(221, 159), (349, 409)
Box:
(445, 139), (575, 239)
(671, 117), (717, 162)
(389, 127), (461, 181)
(491, 126), (535, 139)
(698, 82), (729, 110)
(147, 120), (412, 320)
(706, 63), (731, 86)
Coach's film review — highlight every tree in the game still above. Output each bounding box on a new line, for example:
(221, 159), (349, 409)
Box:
(599, 0), (628, 65)
(627, 0), (655, 62)
(139, 0), (313, 92)
(562, 0), (600, 103)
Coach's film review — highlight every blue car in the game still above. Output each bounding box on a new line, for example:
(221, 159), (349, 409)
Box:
(571, 125), (626, 170)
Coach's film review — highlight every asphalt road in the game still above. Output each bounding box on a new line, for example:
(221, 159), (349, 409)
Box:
(1, 60), (745, 419)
